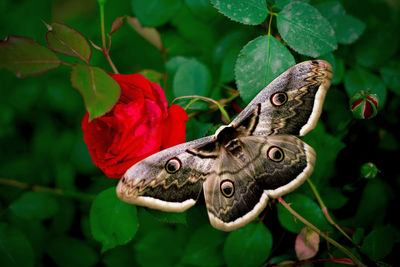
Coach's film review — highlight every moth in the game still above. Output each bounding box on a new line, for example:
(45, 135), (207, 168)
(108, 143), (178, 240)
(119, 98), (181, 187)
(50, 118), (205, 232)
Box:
(117, 60), (332, 231)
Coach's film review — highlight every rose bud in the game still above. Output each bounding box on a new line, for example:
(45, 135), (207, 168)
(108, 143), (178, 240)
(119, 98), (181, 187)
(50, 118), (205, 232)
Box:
(82, 74), (188, 178)
(360, 162), (379, 179)
(350, 90), (379, 119)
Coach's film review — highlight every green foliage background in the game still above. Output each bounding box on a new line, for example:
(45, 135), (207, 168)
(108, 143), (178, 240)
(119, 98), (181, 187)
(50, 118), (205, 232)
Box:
(1, 0), (400, 266)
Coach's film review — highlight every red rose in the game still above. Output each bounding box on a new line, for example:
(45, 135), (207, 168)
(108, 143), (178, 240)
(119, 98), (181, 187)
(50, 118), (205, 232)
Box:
(81, 74), (188, 178)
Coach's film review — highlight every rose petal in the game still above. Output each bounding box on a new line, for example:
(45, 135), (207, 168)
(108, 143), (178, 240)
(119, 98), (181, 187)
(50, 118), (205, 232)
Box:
(149, 81), (168, 117)
(110, 74), (153, 104)
(162, 105), (188, 149)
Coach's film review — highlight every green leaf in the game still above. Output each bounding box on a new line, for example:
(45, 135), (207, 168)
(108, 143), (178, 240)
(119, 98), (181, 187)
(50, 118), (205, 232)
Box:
(90, 187), (138, 252)
(47, 236), (99, 267)
(355, 27), (399, 68)
(165, 56), (195, 101)
(7, 213), (46, 256)
(315, 1), (345, 20)
(332, 57), (344, 85)
(352, 228), (365, 245)
(220, 46), (241, 83)
(10, 191), (59, 220)
(185, 0), (218, 21)
(235, 35), (295, 104)
(321, 187), (348, 210)
(134, 225), (183, 266)
(344, 67), (387, 109)
(182, 224), (226, 266)
(173, 59), (211, 97)
(345, 179), (390, 228)
(0, 225), (35, 267)
(71, 64), (121, 120)
(277, 2), (337, 57)
(145, 208), (187, 224)
(46, 22), (91, 63)
(214, 30), (252, 83)
(170, 5), (215, 53)
(132, 0), (182, 27)
(166, 56), (194, 74)
(361, 225), (397, 260)
(213, 30), (252, 62)
(277, 193), (331, 233)
(223, 222), (273, 267)
(103, 246), (136, 267)
(0, 223), (35, 267)
(302, 123), (345, 183)
(49, 199), (76, 233)
(323, 89), (352, 134)
(162, 31), (198, 60)
(380, 61), (400, 95)
(126, 17), (163, 52)
(186, 118), (213, 141)
(210, 0), (268, 25)
(330, 15), (365, 45)
(275, 0), (309, 10)
(0, 36), (60, 77)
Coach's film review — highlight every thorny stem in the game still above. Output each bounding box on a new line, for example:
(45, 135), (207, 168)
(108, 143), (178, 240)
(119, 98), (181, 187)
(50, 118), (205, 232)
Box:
(306, 179), (355, 245)
(0, 178), (95, 202)
(278, 197), (366, 267)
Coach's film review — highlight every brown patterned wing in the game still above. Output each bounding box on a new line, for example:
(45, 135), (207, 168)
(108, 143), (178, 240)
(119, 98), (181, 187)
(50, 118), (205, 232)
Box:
(231, 60), (332, 137)
(117, 136), (217, 212)
(203, 135), (315, 231)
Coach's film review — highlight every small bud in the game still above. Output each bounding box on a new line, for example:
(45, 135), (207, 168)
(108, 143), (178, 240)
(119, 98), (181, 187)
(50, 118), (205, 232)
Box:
(350, 90), (379, 119)
(360, 162), (379, 179)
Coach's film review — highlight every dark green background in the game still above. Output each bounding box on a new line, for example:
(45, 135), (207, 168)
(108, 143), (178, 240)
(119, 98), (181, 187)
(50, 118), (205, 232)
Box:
(1, 0), (399, 266)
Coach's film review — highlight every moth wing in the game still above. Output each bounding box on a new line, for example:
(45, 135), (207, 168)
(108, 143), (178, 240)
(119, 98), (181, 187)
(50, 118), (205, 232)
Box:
(117, 135), (217, 212)
(203, 135), (315, 231)
(231, 60), (332, 137)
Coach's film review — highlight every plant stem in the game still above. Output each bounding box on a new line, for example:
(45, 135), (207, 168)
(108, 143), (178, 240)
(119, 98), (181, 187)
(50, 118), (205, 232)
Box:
(184, 98), (200, 110)
(306, 179), (355, 244)
(278, 197), (366, 267)
(98, 1), (119, 74)
(105, 52), (119, 74)
(173, 95), (231, 123)
(100, 4), (106, 50)
(0, 178), (95, 202)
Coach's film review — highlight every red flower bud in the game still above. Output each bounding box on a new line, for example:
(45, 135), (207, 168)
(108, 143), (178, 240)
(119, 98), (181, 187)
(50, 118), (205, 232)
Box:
(81, 74), (188, 178)
(350, 90), (379, 119)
